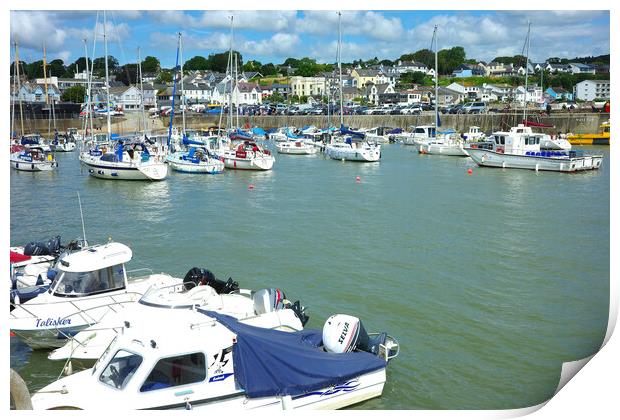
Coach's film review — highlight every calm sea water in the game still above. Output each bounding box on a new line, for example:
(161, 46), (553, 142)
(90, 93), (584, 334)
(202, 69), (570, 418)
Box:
(10, 143), (610, 409)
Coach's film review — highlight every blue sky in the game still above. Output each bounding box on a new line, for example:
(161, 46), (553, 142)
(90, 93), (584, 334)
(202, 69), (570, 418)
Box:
(10, 10), (610, 69)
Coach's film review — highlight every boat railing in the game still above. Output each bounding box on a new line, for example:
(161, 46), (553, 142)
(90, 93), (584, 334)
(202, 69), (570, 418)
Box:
(126, 268), (154, 279)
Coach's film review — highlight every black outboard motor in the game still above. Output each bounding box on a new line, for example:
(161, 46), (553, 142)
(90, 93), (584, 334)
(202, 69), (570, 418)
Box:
(23, 235), (61, 256)
(182, 267), (239, 294)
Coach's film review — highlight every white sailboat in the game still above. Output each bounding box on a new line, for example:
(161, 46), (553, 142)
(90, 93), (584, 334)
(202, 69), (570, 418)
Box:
(324, 12), (381, 163)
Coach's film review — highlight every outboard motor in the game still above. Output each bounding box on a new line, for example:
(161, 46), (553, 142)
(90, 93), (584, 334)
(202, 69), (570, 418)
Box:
(182, 267), (239, 294)
(322, 314), (393, 358)
(253, 288), (287, 314)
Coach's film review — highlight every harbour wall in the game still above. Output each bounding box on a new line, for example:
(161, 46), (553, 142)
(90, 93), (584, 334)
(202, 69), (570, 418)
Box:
(21, 112), (609, 136)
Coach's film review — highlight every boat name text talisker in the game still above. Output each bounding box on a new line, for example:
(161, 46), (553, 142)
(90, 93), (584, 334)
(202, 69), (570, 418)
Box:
(35, 317), (72, 327)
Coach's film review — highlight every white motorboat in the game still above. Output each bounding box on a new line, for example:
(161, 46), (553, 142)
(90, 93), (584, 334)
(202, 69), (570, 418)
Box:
(49, 274), (308, 362)
(419, 139), (468, 156)
(325, 125), (381, 162)
(399, 125), (438, 146)
(166, 147), (224, 174)
(10, 147), (57, 171)
(67, 127), (83, 143)
(362, 127), (393, 144)
(268, 127), (293, 142)
(223, 141), (275, 170)
(10, 242), (180, 349)
(276, 140), (318, 155)
(461, 126), (486, 142)
(80, 140), (168, 181)
(32, 308), (398, 410)
(464, 125), (603, 172)
(50, 133), (76, 152)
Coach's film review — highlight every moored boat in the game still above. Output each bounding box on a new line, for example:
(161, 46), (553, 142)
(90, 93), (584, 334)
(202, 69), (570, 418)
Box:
(166, 147), (224, 174)
(567, 121), (610, 145)
(10, 147), (57, 171)
(223, 140), (275, 170)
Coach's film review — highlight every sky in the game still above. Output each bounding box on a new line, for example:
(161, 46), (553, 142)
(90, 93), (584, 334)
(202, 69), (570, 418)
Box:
(9, 10), (610, 69)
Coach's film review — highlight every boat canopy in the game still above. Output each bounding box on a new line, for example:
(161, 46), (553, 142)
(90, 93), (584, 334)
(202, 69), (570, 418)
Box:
(198, 309), (386, 398)
(58, 242), (132, 273)
(182, 135), (207, 147)
(286, 129), (304, 139)
(339, 124), (365, 139)
(252, 127), (266, 136)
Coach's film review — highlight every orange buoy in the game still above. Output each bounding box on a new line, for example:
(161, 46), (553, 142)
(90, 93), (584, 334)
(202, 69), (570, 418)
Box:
(467, 168), (473, 175)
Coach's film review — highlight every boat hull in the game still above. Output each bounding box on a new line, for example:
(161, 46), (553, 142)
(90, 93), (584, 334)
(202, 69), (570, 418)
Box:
(567, 134), (610, 146)
(50, 143), (76, 152)
(465, 149), (603, 172)
(10, 159), (57, 171)
(166, 155), (224, 174)
(224, 155), (275, 170)
(80, 155), (168, 180)
(325, 145), (381, 162)
(419, 143), (468, 156)
(276, 144), (318, 155)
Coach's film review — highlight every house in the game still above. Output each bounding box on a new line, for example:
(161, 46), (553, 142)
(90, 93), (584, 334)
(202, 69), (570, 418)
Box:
(573, 80), (610, 101)
(108, 85), (142, 110)
(515, 85), (543, 104)
(394, 60), (429, 75)
(451, 64), (484, 78)
(545, 86), (574, 101)
(435, 87), (465, 105)
(368, 83), (395, 105)
(35, 76), (105, 92)
(545, 63), (571, 73)
(517, 63), (535, 76)
(446, 82), (480, 99)
(341, 86), (362, 102)
(235, 82), (262, 105)
(350, 68), (379, 88)
(398, 89), (427, 104)
(182, 83), (212, 103)
(270, 83), (290, 99)
(241, 71), (263, 80)
(17, 82), (61, 103)
(568, 63), (596, 75)
(290, 76), (327, 97)
(482, 83), (515, 101)
(141, 84), (159, 109)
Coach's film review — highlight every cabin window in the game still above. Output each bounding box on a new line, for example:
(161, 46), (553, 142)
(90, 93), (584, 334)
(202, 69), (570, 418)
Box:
(415, 128), (426, 134)
(53, 264), (125, 296)
(140, 352), (206, 392)
(99, 349), (143, 390)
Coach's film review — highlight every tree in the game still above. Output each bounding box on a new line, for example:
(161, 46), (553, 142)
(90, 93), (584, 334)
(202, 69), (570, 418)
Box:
(282, 58), (300, 68)
(141, 56), (160, 73)
(92, 56), (119, 77)
(437, 46), (465, 75)
(156, 70), (173, 84)
(116, 64), (139, 85)
(207, 51), (242, 73)
(47, 59), (66, 77)
(259, 63), (278, 76)
(61, 85), (86, 103)
(265, 92), (284, 103)
(184, 55), (210, 71)
(399, 71), (428, 88)
(243, 60), (262, 72)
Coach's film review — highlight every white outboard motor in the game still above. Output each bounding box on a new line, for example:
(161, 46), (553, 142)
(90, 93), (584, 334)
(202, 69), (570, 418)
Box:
(323, 314), (391, 357)
(253, 288), (287, 315)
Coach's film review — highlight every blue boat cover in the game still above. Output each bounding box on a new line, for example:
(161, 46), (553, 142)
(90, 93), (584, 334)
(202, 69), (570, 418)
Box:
(438, 129), (456, 134)
(339, 124), (365, 139)
(229, 129), (253, 141)
(198, 309), (386, 398)
(286, 129), (304, 139)
(252, 127), (266, 136)
(182, 135), (207, 146)
(387, 128), (403, 134)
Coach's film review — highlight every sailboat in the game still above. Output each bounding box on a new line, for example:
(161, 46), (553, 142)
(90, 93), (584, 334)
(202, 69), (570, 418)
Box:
(219, 17), (274, 170)
(79, 11), (168, 181)
(166, 33), (225, 174)
(10, 41), (58, 171)
(324, 12), (381, 163)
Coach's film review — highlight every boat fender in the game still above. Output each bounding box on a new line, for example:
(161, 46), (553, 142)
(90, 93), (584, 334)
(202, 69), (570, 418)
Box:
(31, 164), (35, 170)
(10, 369), (32, 410)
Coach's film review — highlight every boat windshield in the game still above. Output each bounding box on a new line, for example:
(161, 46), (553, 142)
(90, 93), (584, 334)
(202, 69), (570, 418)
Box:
(93, 336), (118, 374)
(51, 264), (126, 297)
(99, 349), (143, 390)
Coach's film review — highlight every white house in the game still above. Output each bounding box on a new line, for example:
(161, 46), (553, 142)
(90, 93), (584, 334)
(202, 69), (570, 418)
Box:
(573, 80), (610, 101)
(515, 85), (543, 104)
(482, 83), (515, 101)
(290, 76), (327, 97)
(182, 83), (212, 103)
(568, 63), (596, 75)
(109, 85), (142, 110)
(16, 82), (61, 103)
(446, 82), (480, 99)
(368, 83), (395, 105)
(235, 82), (262, 105)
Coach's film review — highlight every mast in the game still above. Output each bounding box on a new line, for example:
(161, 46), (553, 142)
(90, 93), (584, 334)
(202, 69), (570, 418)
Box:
(234, 52), (240, 129)
(138, 47), (147, 137)
(11, 44), (16, 139)
(523, 21), (531, 123)
(179, 35), (186, 135)
(14, 41), (25, 136)
(83, 38), (93, 141)
(103, 10), (112, 140)
(43, 44), (52, 135)
(433, 25), (438, 128)
(167, 32), (181, 148)
(338, 11), (343, 128)
(227, 16), (234, 131)
(88, 12), (99, 142)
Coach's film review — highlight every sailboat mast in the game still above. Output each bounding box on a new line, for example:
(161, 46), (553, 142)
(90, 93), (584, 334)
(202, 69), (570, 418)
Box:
(167, 33), (181, 148)
(103, 10), (112, 140)
(138, 47), (146, 136)
(43, 44), (52, 135)
(88, 12), (99, 141)
(83, 39), (93, 141)
(228, 16), (234, 131)
(338, 11), (343, 127)
(15, 41), (25, 137)
(11, 44), (17, 139)
(234, 52), (239, 129)
(179, 35), (186, 134)
(434, 25), (438, 128)
(523, 21), (531, 123)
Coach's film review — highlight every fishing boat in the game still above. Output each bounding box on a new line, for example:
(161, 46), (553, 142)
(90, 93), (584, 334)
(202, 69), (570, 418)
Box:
(80, 140), (168, 181)
(567, 121), (610, 146)
(223, 140), (275, 170)
(32, 307), (398, 410)
(464, 125), (603, 172)
(10, 147), (57, 171)
(461, 126), (486, 142)
(49, 271), (308, 362)
(10, 241), (180, 349)
(166, 146), (224, 174)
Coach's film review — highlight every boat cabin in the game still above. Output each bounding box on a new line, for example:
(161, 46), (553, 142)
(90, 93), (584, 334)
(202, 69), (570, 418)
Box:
(411, 125), (436, 139)
(50, 242), (131, 297)
(490, 125), (543, 154)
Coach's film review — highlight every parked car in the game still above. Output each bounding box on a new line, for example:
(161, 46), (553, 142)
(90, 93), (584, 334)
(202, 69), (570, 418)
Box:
(446, 104), (464, 114)
(421, 103), (432, 111)
(460, 102), (487, 114)
(401, 105), (422, 115)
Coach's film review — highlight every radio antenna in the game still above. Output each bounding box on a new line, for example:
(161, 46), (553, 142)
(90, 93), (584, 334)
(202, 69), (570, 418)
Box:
(77, 191), (88, 247)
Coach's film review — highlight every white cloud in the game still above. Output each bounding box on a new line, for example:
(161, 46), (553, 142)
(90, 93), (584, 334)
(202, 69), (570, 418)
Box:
(11, 11), (68, 51)
(296, 11), (404, 41)
(200, 11), (296, 32)
(242, 33), (300, 57)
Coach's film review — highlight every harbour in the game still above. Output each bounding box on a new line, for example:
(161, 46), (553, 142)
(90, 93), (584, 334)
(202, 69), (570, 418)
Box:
(10, 142), (610, 409)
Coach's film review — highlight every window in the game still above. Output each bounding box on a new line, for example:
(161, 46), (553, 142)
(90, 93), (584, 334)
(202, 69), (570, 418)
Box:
(140, 353), (206, 392)
(99, 349), (143, 389)
(52, 264), (125, 296)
